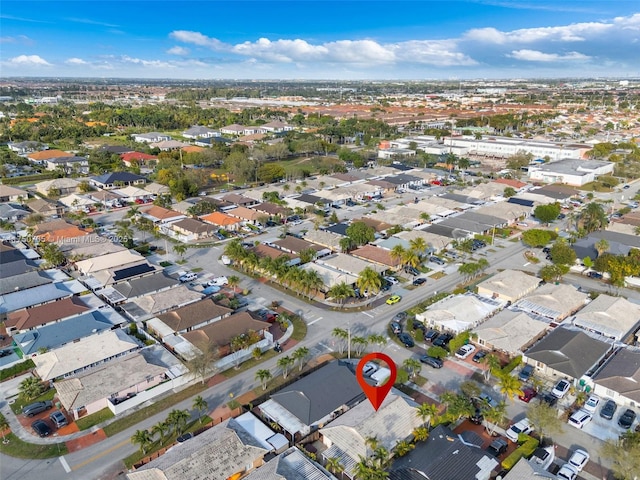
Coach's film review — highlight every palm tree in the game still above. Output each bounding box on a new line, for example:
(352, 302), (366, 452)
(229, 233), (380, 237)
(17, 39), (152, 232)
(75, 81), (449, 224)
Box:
(412, 426), (429, 441)
(352, 336), (369, 356)
(256, 369), (272, 390)
(394, 440), (414, 457)
(483, 402), (507, 436)
(389, 244), (406, 266)
(403, 358), (422, 379)
(372, 446), (390, 469)
(302, 269), (324, 299)
(481, 353), (501, 381)
(365, 436), (380, 457)
(227, 275), (241, 292)
(367, 334), (386, 351)
(173, 243), (187, 261)
(580, 202), (608, 233)
(327, 282), (355, 305)
(401, 249), (421, 269)
(292, 347), (310, 371)
(325, 456), (344, 475)
(416, 402), (439, 430)
(498, 374), (523, 404)
(356, 267), (382, 296)
(277, 355), (295, 379)
(151, 421), (169, 443)
(409, 237), (428, 259)
(192, 395), (208, 423)
(18, 376), (44, 401)
(167, 409), (190, 435)
(131, 429), (153, 455)
(332, 328), (349, 354)
(595, 238), (610, 257)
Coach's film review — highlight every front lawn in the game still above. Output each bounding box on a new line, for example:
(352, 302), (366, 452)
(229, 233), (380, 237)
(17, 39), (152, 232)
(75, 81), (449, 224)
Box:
(9, 388), (56, 415)
(0, 433), (68, 459)
(75, 407), (115, 431)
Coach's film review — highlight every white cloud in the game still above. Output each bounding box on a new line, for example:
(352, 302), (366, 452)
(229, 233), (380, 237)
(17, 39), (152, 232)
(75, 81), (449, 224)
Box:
(166, 46), (190, 56)
(6, 54), (51, 66)
(508, 49), (590, 62)
(65, 57), (88, 65)
(0, 35), (33, 45)
(170, 31), (474, 66)
(120, 55), (175, 68)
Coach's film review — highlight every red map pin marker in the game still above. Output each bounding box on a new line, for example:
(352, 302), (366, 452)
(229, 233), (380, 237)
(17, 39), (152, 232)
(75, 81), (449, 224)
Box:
(356, 352), (397, 411)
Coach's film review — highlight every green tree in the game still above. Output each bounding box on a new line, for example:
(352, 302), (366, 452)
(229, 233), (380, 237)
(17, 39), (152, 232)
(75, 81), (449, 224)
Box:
(539, 264), (569, 283)
(346, 221), (375, 246)
(481, 353), (502, 381)
(503, 187), (516, 198)
(256, 369), (272, 390)
(595, 238), (610, 257)
(550, 239), (577, 266)
(521, 229), (554, 248)
(497, 374), (523, 404)
(39, 242), (66, 268)
(167, 409), (190, 435)
(356, 266), (383, 296)
(527, 401), (564, 442)
(0, 414), (9, 444)
(533, 203), (561, 224)
(417, 402), (439, 429)
(459, 380), (481, 399)
(600, 431), (640, 480)
(325, 456), (344, 475)
(394, 440), (414, 457)
(292, 347), (310, 371)
(427, 346), (448, 359)
(332, 327), (349, 354)
(19, 376), (45, 401)
(403, 358), (422, 379)
(277, 356), (294, 379)
(151, 421), (169, 443)
(131, 429), (153, 455)
(580, 202), (608, 233)
(327, 282), (355, 305)
(192, 395), (208, 423)
(352, 336), (369, 356)
(483, 401), (507, 436)
(173, 243), (187, 261)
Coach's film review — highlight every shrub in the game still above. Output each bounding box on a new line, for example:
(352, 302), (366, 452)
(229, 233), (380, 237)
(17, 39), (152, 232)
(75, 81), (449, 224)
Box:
(501, 356), (522, 376)
(448, 331), (470, 354)
(413, 329), (424, 343)
(501, 433), (539, 470)
(427, 346), (448, 359)
(0, 360), (35, 381)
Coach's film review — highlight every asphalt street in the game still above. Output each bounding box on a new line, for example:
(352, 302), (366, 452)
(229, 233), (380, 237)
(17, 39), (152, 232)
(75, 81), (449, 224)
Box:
(1, 193), (634, 480)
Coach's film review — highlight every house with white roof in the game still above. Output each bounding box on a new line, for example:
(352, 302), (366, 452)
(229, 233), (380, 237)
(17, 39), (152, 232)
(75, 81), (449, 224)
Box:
(474, 310), (549, 356)
(131, 132), (171, 143)
(476, 269), (541, 303)
(570, 294), (640, 342)
(416, 293), (504, 334)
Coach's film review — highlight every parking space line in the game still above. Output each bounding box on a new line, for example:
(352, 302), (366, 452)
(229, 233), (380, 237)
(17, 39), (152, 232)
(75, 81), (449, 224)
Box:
(362, 312), (374, 318)
(59, 456), (71, 473)
(308, 317), (323, 325)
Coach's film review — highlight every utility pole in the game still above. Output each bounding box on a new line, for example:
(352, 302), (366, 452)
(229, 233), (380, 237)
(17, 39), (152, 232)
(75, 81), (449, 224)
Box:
(347, 322), (351, 359)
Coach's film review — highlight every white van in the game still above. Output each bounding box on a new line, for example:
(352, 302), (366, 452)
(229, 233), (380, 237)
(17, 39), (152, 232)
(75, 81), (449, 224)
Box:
(370, 367), (391, 386)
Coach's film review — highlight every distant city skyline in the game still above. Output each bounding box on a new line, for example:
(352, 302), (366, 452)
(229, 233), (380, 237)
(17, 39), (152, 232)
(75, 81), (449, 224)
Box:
(1, 1), (639, 80)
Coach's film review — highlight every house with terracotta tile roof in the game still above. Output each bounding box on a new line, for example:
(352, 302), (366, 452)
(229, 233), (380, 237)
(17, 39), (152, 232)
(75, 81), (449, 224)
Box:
(493, 178), (528, 189)
(351, 244), (401, 269)
(200, 211), (242, 230)
(6, 296), (90, 334)
(253, 244), (301, 266)
(141, 205), (186, 224)
(227, 206), (264, 224)
(120, 152), (157, 167)
(26, 149), (73, 165)
(33, 219), (90, 243)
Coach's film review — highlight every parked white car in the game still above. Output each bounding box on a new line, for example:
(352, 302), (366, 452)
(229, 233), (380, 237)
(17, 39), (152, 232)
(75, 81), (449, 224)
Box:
(583, 395), (600, 414)
(568, 449), (590, 472)
(455, 344), (476, 359)
(551, 379), (571, 398)
(506, 417), (534, 442)
(568, 409), (592, 429)
(179, 272), (197, 283)
(557, 464), (578, 480)
(207, 276), (228, 287)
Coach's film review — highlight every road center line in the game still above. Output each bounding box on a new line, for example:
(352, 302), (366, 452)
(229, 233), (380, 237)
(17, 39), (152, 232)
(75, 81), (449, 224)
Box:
(71, 438), (131, 471)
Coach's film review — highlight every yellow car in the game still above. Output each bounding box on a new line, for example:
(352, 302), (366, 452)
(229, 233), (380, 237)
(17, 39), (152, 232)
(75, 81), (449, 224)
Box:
(386, 295), (402, 305)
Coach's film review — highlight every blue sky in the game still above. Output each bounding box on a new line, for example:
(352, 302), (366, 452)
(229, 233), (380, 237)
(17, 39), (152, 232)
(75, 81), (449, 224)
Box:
(1, 1), (639, 79)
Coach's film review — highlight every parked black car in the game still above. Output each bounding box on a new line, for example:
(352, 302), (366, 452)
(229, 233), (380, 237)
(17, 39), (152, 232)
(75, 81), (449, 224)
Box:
(419, 355), (443, 368)
(425, 330), (439, 342)
(600, 399), (618, 420)
(539, 393), (558, 407)
(618, 409), (636, 429)
(433, 333), (453, 348)
(177, 432), (194, 443)
(518, 364), (534, 382)
(412, 320), (426, 333)
(31, 419), (53, 437)
(588, 271), (603, 279)
(393, 312), (408, 322)
(412, 277), (426, 286)
(472, 351), (487, 363)
(398, 333), (415, 348)
(487, 437), (509, 457)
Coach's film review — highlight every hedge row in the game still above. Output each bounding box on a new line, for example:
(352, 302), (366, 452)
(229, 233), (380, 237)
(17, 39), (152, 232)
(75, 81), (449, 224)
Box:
(501, 433), (539, 470)
(0, 359), (35, 381)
